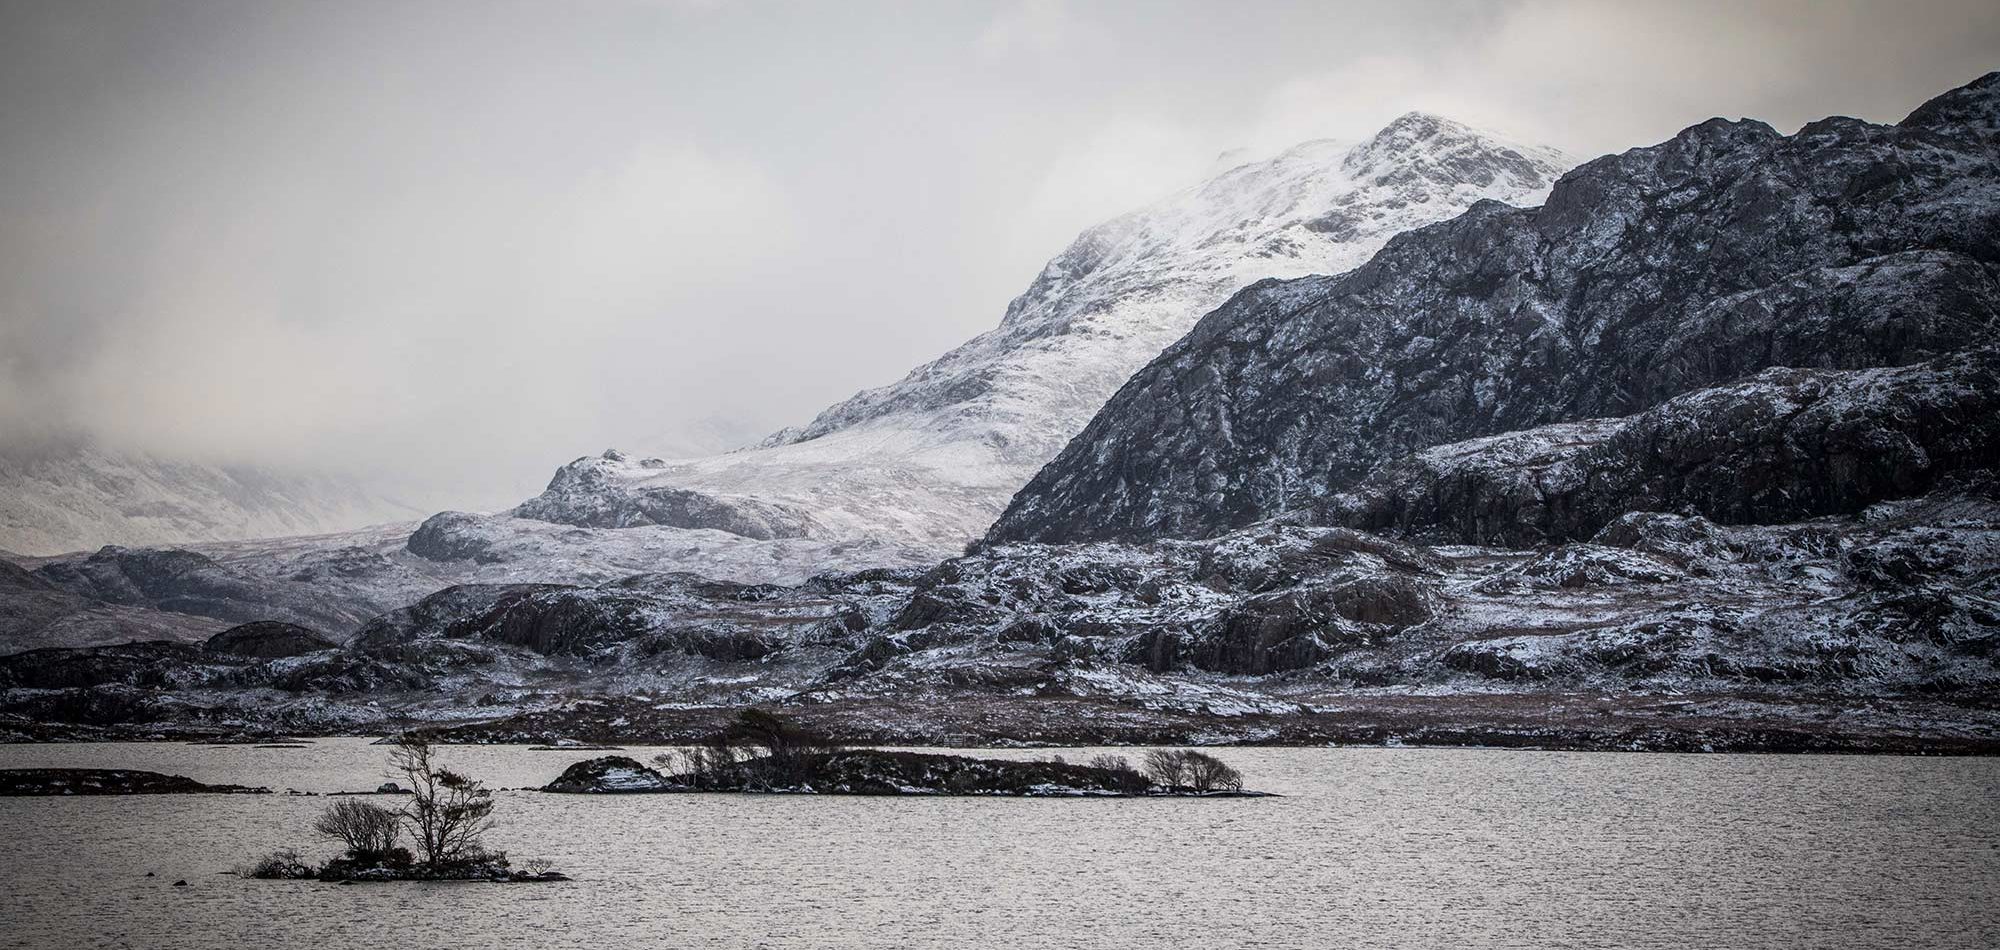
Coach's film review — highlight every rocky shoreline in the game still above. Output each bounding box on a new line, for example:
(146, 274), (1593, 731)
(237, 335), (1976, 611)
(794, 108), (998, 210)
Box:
(3, 690), (1996, 755)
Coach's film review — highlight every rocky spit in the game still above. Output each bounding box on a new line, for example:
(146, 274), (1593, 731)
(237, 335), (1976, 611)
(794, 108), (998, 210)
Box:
(0, 767), (269, 795)
(543, 751), (1268, 797)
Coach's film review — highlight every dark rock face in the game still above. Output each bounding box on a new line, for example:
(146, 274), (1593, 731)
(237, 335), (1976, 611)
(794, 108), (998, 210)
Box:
(1182, 588), (1356, 675)
(1320, 350), (2000, 546)
(347, 583), (563, 652)
(511, 451), (820, 540)
(988, 73), (2000, 546)
(203, 622), (338, 659)
(0, 641), (213, 690)
(472, 589), (660, 657)
(349, 574), (820, 662)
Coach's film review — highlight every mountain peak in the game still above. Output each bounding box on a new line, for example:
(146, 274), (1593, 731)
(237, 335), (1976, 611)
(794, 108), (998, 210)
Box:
(1340, 111), (1568, 193)
(1379, 110), (1461, 134)
(1901, 70), (2000, 141)
(1357, 111), (1485, 152)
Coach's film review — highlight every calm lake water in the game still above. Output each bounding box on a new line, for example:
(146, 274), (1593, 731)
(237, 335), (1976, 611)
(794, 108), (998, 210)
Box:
(0, 740), (1994, 949)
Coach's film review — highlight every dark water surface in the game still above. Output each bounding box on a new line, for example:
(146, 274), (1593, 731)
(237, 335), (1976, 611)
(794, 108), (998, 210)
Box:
(0, 741), (1994, 949)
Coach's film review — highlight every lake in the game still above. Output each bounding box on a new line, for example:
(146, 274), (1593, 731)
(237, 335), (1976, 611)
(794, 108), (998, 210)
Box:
(1, 740), (1995, 949)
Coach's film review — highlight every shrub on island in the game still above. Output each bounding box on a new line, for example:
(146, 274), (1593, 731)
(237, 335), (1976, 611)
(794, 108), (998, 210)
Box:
(243, 734), (566, 883)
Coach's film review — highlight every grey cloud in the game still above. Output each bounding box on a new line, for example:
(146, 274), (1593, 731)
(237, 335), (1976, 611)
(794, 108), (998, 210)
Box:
(1, 0), (1993, 507)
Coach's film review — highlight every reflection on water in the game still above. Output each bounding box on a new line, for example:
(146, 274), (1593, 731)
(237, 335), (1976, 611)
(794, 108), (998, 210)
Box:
(1, 740), (1995, 949)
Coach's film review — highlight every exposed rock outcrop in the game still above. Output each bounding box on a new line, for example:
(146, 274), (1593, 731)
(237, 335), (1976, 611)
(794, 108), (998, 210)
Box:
(511, 451), (820, 540)
(1319, 350), (2000, 546)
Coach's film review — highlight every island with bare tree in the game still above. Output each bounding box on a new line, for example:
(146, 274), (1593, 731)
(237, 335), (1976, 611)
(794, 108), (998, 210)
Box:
(246, 735), (567, 883)
(544, 710), (1267, 797)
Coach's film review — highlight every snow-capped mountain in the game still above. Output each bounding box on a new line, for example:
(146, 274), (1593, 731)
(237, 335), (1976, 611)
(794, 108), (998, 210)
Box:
(0, 437), (422, 556)
(988, 74), (2000, 545)
(507, 114), (1571, 556)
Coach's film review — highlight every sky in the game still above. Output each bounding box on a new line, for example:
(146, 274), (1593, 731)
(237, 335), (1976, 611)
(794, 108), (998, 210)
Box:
(2, 0), (1996, 507)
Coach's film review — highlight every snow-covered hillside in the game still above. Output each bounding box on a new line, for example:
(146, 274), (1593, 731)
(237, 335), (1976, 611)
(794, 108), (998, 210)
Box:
(520, 114), (1571, 556)
(0, 437), (422, 556)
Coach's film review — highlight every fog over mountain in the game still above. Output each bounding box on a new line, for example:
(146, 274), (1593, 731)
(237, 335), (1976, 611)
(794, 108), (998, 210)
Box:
(2, 0), (1996, 511)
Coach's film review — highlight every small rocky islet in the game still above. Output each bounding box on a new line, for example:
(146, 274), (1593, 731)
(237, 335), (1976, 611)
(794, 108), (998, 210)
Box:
(540, 709), (1265, 797)
(544, 749), (1269, 797)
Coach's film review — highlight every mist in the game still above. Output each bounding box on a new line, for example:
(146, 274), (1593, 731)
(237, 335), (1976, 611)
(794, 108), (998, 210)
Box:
(3, 0), (1995, 508)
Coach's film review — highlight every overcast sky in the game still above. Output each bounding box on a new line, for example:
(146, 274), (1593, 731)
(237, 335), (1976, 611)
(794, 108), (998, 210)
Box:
(3, 0), (1996, 507)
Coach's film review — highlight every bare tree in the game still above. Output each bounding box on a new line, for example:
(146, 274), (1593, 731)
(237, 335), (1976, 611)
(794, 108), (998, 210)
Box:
(1142, 749), (1189, 787)
(725, 709), (843, 785)
(313, 799), (401, 860)
(1087, 754), (1134, 774)
(655, 729), (753, 790)
(1141, 750), (1244, 792)
(388, 733), (496, 870)
(1179, 751), (1243, 793)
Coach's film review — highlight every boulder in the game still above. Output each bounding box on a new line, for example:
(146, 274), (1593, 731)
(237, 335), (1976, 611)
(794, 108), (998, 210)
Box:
(542, 755), (676, 793)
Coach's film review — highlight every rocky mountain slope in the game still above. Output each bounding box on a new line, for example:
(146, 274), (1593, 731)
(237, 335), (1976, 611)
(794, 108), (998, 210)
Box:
(987, 73), (2000, 545)
(0, 558), (226, 654)
(491, 115), (1569, 556)
(0, 437), (420, 556)
(1322, 349), (2000, 547)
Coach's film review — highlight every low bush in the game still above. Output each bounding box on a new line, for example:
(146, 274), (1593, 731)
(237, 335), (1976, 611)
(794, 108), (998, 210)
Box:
(241, 849), (316, 880)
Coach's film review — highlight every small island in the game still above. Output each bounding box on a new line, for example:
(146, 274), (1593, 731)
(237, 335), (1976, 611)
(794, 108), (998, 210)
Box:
(244, 735), (566, 884)
(0, 768), (270, 796)
(545, 710), (1269, 797)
